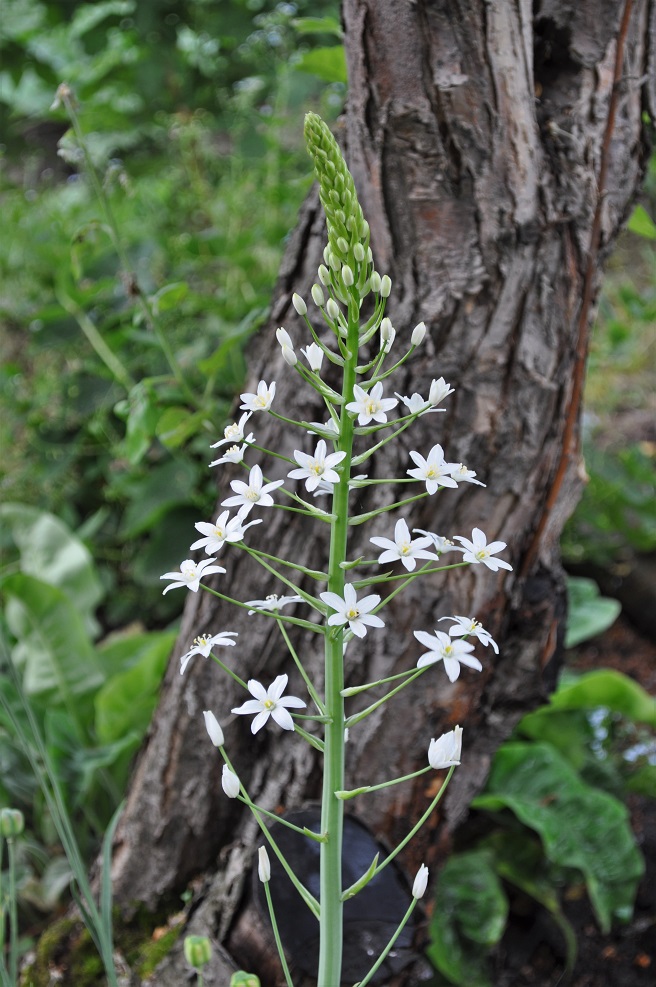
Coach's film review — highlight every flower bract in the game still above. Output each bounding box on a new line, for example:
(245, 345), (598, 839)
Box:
(320, 584), (385, 638)
(231, 674), (306, 733)
(160, 558), (225, 594)
(453, 527), (513, 571)
(413, 629), (482, 682)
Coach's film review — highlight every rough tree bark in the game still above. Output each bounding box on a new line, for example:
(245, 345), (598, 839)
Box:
(109, 1), (654, 983)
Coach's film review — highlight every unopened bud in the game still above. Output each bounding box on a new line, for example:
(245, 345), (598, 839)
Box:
(326, 298), (340, 320)
(337, 236), (349, 255)
(0, 808), (24, 838)
(366, 247), (373, 262)
(411, 322), (427, 346)
(353, 243), (365, 263)
(282, 345), (297, 367)
(230, 974), (261, 987)
(276, 327), (293, 349)
(412, 864), (429, 899)
(222, 764), (240, 799)
(360, 218), (370, 238)
(292, 293), (307, 316)
(370, 271), (381, 293)
(323, 245), (331, 265)
(380, 317), (394, 341)
(203, 710), (224, 748)
(318, 264), (330, 285)
(184, 935), (212, 970)
(328, 251), (341, 271)
(257, 846), (271, 883)
(311, 284), (325, 307)
(341, 265), (354, 287)
(380, 275), (392, 298)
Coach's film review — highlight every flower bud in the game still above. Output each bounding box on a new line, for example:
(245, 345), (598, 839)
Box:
(380, 275), (392, 298)
(411, 322), (427, 346)
(353, 242), (365, 263)
(341, 265), (354, 287)
(380, 317), (393, 341)
(360, 218), (370, 238)
(412, 864), (429, 899)
(257, 846), (271, 883)
(328, 251), (341, 271)
(276, 327), (293, 350)
(318, 264), (330, 286)
(428, 726), (462, 769)
(429, 377), (455, 406)
(292, 293), (307, 316)
(222, 764), (240, 798)
(184, 935), (212, 970)
(230, 974), (261, 987)
(0, 808), (24, 838)
(311, 284), (325, 307)
(302, 342), (324, 372)
(203, 710), (224, 747)
(326, 298), (340, 320)
(337, 236), (349, 255)
(282, 345), (297, 367)
(323, 245), (331, 265)
(370, 271), (381, 293)
(366, 247), (373, 262)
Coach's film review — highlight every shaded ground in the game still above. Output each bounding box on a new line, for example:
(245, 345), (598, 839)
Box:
(490, 615), (656, 987)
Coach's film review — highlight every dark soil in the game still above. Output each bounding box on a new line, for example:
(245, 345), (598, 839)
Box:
(489, 615), (656, 987)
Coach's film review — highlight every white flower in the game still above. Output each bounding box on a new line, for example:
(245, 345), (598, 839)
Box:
(180, 631), (238, 674)
(412, 864), (429, 899)
(190, 510), (261, 555)
(209, 443), (249, 467)
(258, 846), (271, 883)
(412, 530), (455, 554)
(203, 710), (224, 747)
(428, 726), (463, 769)
(301, 342), (324, 372)
(440, 615), (499, 653)
(240, 380), (276, 413)
(160, 558), (225, 594)
(453, 527), (513, 572)
(413, 629), (482, 682)
(210, 412), (254, 449)
(370, 518), (437, 571)
(452, 464), (485, 486)
(407, 445), (459, 494)
(287, 439), (346, 492)
(222, 765), (240, 798)
(394, 392), (438, 416)
(231, 674), (306, 733)
(222, 464), (284, 515)
(411, 322), (427, 346)
(428, 377), (455, 406)
(346, 382), (398, 426)
(320, 584), (385, 638)
(245, 593), (303, 614)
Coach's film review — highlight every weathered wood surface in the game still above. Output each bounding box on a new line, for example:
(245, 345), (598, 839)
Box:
(109, 2), (654, 983)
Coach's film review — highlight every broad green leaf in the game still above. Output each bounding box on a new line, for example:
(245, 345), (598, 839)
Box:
(565, 576), (620, 647)
(292, 16), (343, 37)
(427, 850), (506, 987)
(550, 669), (656, 727)
(627, 204), (656, 240)
(626, 764), (656, 798)
(150, 281), (189, 314)
(96, 628), (177, 679)
(295, 46), (347, 84)
(156, 406), (204, 449)
(0, 503), (103, 634)
(515, 707), (593, 771)
(472, 742), (644, 931)
(118, 458), (198, 539)
(120, 382), (159, 466)
(1, 574), (104, 722)
(95, 631), (175, 744)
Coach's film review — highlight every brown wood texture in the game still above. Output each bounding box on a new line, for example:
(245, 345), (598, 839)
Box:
(108, 2), (654, 983)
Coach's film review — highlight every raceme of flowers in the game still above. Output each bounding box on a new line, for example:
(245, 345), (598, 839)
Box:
(157, 112), (515, 983)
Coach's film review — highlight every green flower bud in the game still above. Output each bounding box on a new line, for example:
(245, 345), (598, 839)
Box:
(328, 251), (341, 272)
(326, 298), (340, 320)
(230, 974), (261, 987)
(318, 264), (331, 286)
(353, 243), (365, 263)
(292, 293), (307, 316)
(184, 935), (212, 970)
(370, 272), (382, 293)
(380, 275), (392, 298)
(341, 265), (354, 287)
(0, 808), (25, 838)
(337, 236), (349, 256)
(311, 284), (325, 307)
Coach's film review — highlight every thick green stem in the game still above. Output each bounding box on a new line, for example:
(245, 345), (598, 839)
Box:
(317, 308), (359, 985)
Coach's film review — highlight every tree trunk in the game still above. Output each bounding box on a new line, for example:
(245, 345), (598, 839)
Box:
(109, 2), (654, 983)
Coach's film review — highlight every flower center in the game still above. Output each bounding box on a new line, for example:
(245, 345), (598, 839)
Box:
(399, 542), (412, 555)
(346, 607), (360, 620)
(475, 550), (489, 561)
(225, 423), (239, 439)
(214, 527), (225, 538)
(311, 462), (324, 475)
(365, 399), (379, 416)
(227, 444), (240, 455)
(246, 489), (259, 501)
(263, 699), (275, 710)
(255, 395), (268, 408)
(194, 635), (209, 647)
(426, 467), (437, 478)
(184, 567), (198, 582)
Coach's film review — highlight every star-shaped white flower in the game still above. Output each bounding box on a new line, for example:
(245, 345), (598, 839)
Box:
(179, 631), (238, 674)
(394, 392), (440, 416)
(209, 443), (249, 467)
(346, 382), (397, 426)
(231, 674), (306, 734)
(210, 413), (254, 449)
(428, 726), (463, 769)
(413, 628), (482, 682)
(240, 380), (276, 413)
(370, 518), (437, 572)
(320, 584), (385, 638)
(245, 593), (304, 614)
(439, 615), (499, 654)
(428, 377), (455, 406)
(407, 444), (459, 494)
(412, 529), (455, 555)
(190, 510), (261, 555)
(452, 464), (485, 486)
(287, 439), (347, 492)
(160, 558), (225, 594)
(453, 527), (513, 572)
(301, 342), (324, 372)
(222, 464), (284, 515)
